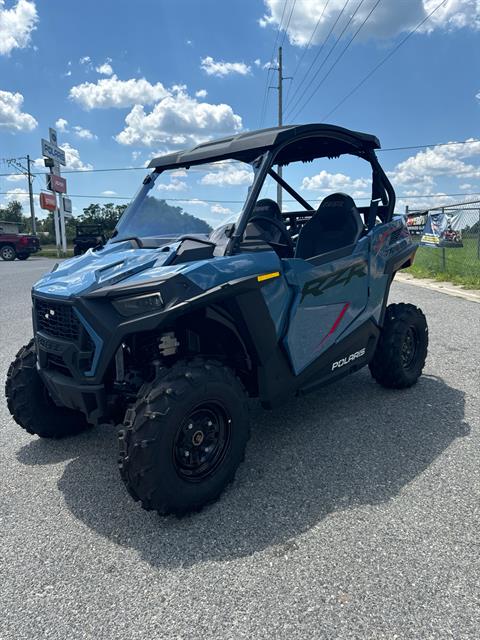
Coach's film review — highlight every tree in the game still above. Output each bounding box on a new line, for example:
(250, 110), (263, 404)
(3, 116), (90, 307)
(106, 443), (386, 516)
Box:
(0, 200), (24, 224)
(78, 202), (127, 233)
(78, 198), (211, 237)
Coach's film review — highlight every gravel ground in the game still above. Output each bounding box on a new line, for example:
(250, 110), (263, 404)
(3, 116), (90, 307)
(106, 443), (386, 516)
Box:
(1, 258), (479, 640)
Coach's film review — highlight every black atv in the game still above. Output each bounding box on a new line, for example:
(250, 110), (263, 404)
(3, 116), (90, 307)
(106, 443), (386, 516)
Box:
(73, 224), (106, 256)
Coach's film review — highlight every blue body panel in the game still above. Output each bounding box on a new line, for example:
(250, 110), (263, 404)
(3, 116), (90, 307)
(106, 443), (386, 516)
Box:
(31, 218), (412, 379)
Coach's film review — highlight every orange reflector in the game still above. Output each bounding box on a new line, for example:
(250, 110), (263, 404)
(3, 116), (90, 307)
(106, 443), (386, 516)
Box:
(257, 271), (280, 282)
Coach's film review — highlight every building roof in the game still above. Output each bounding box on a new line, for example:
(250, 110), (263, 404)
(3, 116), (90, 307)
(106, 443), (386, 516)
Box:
(148, 123), (381, 171)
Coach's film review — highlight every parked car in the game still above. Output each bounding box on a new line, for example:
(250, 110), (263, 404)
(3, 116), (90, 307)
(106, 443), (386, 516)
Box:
(73, 224), (107, 256)
(0, 231), (40, 261)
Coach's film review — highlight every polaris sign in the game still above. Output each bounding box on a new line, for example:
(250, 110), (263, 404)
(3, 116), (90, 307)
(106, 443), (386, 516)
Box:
(331, 348), (366, 371)
(41, 138), (66, 166)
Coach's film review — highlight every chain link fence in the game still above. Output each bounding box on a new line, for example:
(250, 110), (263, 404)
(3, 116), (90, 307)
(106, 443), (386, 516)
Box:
(405, 200), (480, 287)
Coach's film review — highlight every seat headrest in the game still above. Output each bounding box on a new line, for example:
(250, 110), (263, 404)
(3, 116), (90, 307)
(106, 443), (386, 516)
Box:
(316, 193), (359, 231)
(252, 198), (282, 221)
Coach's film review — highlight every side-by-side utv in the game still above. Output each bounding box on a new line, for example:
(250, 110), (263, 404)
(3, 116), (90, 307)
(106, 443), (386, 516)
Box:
(6, 124), (428, 516)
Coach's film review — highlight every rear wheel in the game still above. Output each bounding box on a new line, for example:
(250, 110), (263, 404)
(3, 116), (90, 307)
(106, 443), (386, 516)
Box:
(369, 303), (428, 389)
(118, 359), (250, 516)
(1, 245), (16, 261)
(5, 340), (91, 438)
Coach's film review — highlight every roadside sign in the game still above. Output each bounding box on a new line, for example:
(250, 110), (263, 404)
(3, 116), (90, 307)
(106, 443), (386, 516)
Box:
(41, 138), (66, 166)
(49, 127), (58, 145)
(46, 174), (67, 193)
(62, 196), (72, 213)
(39, 192), (57, 211)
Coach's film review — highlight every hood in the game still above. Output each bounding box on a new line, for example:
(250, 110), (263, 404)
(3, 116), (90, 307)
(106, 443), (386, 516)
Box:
(33, 240), (181, 298)
(33, 240), (283, 300)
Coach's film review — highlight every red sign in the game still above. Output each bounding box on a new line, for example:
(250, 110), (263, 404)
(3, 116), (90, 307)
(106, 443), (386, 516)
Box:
(39, 192), (57, 211)
(47, 174), (67, 193)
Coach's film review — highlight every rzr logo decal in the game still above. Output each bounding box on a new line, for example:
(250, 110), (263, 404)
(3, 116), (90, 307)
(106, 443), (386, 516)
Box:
(331, 347), (366, 370)
(301, 262), (367, 302)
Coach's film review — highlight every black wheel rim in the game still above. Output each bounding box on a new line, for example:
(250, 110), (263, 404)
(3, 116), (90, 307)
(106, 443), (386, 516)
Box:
(173, 403), (232, 481)
(401, 326), (418, 369)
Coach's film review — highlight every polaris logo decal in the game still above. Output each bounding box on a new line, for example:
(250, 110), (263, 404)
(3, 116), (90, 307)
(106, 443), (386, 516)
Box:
(331, 348), (365, 371)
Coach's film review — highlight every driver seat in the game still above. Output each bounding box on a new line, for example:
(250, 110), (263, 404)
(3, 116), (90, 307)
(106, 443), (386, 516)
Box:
(295, 193), (364, 260)
(244, 198), (294, 258)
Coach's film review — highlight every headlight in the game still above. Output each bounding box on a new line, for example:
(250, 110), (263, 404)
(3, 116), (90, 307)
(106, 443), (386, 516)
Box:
(112, 292), (164, 317)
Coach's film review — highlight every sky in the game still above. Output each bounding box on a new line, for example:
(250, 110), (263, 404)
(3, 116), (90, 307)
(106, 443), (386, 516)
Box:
(0, 0), (479, 225)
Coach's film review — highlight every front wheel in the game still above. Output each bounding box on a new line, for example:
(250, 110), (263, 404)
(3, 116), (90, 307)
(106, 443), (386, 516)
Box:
(369, 303), (428, 389)
(1, 245), (16, 261)
(5, 340), (91, 438)
(118, 359), (250, 516)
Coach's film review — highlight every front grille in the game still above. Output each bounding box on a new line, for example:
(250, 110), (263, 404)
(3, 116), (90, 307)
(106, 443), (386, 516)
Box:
(35, 298), (80, 341)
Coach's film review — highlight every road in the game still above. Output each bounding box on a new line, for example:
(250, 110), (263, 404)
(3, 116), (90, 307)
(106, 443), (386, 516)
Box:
(1, 258), (479, 640)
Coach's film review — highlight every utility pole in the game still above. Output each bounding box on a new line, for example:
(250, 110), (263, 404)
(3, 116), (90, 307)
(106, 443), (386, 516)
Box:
(269, 46), (291, 210)
(26, 155), (36, 234)
(3, 155), (37, 234)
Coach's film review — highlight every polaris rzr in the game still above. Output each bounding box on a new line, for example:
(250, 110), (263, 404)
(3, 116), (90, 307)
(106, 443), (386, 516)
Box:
(6, 124), (428, 515)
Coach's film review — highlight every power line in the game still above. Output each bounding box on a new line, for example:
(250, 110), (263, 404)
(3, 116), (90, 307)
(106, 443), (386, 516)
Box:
(284, 0), (333, 107)
(2, 190), (480, 203)
(289, 0), (381, 122)
(322, 0), (449, 120)
(279, 0), (298, 49)
(285, 0), (352, 119)
(0, 139), (478, 180)
(259, 0), (290, 128)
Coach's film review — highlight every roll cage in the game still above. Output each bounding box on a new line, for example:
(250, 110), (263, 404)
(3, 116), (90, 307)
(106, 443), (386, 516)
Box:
(141, 124), (396, 256)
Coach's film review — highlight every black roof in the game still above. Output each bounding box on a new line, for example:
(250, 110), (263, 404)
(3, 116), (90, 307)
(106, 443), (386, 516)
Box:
(148, 123), (380, 170)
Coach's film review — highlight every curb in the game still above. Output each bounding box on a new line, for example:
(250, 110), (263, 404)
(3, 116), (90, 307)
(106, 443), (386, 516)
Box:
(395, 272), (480, 304)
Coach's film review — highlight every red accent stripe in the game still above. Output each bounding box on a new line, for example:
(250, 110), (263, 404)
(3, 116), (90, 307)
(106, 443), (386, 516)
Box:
(317, 302), (350, 349)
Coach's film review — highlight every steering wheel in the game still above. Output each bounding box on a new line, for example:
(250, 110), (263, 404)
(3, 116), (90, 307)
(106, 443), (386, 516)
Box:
(248, 215), (295, 253)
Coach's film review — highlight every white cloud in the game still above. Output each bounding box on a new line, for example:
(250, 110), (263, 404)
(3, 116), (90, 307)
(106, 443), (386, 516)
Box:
(101, 190), (117, 196)
(459, 183), (472, 190)
(3, 187), (29, 204)
(254, 58), (262, 67)
(200, 163), (253, 187)
(195, 89), (208, 98)
(259, 0), (480, 47)
(79, 55), (91, 64)
(0, 89), (37, 131)
(157, 179), (187, 192)
(211, 203), (233, 215)
(62, 143), (93, 171)
(55, 117), (68, 132)
(0, 0), (38, 56)
(388, 139), (480, 188)
(301, 170), (369, 196)
(69, 74), (169, 109)
(116, 86), (242, 148)
(96, 59), (113, 76)
(176, 198), (208, 207)
(200, 56), (251, 77)
(131, 150), (142, 161)
(5, 172), (25, 181)
(171, 168), (187, 178)
(73, 125), (97, 140)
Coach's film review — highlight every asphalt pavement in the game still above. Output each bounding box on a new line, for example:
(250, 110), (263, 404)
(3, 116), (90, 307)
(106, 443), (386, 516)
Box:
(1, 257), (479, 640)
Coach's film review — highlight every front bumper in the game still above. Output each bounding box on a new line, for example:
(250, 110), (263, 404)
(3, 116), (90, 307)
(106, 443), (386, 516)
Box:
(39, 367), (107, 424)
